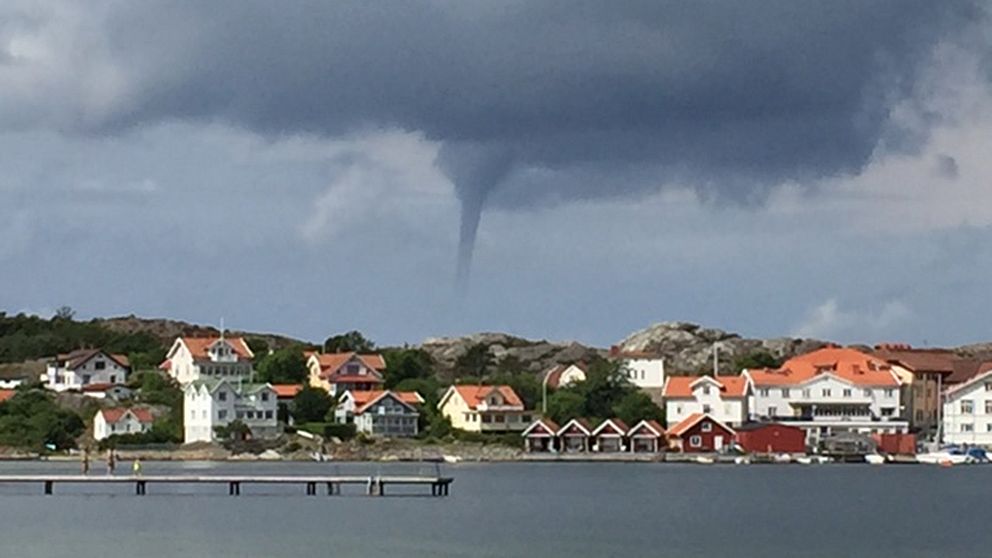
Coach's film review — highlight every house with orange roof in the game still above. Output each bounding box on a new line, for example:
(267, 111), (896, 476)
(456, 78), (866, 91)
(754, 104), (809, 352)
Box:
(438, 384), (531, 433)
(164, 335), (254, 385)
(662, 375), (750, 427)
(93, 407), (155, 441)
(45, 349), (131, 392)
(742, 347), (908, 444)
(667, 413), (735, 452)
(335, 389), (424, 437)
(306, 352), (386, 396)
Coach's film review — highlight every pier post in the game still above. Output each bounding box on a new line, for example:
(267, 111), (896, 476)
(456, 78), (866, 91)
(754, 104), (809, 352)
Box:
(44, 481), (53, 496)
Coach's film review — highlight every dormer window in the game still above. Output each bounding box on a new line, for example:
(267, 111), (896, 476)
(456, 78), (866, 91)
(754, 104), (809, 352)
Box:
(702, 385), (711, 395)
(347, 364), (361, 375)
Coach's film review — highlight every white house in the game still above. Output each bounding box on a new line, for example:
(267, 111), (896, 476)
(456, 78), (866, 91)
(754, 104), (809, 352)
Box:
(943, 364), (992, 446)
(743, 347), (908, 444)
(306, 352), (386, 396)
(662, 375), (750, 427)
(610, 348), (665, 389)
(93, 407), (154, 441)
(347, 390), (423, 438)
(183, 379), (278, 443)
(46, 349), (130, 392)
(163, 335), (254, 385)
(542, 363), (588, 389)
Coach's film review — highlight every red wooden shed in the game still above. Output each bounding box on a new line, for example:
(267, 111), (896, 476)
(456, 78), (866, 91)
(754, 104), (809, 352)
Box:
(668, 414), (735, 453)
(734, 422), (806, 454)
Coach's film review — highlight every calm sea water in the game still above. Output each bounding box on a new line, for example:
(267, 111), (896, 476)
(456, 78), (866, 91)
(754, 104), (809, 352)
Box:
(0, 460), (988, 557)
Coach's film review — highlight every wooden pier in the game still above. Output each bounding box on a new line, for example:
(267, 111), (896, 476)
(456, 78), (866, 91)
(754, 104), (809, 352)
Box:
(0, 475), (453, 497)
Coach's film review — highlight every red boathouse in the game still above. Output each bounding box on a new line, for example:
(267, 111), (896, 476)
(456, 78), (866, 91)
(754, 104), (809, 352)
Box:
(735, 423), (806, 454)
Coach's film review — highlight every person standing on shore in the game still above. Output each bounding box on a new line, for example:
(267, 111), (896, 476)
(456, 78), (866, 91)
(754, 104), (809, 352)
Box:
(132, 458), (142, 477)
(106, 449), (116, 476)
(81, 447), (90, 475)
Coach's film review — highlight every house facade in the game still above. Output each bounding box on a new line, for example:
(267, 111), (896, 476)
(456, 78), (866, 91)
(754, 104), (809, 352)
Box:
(610, 347), (665, 389)
(542, 363), (588, 390)
(628, 420), (666, 453)
(942, 366), (992, 447)
(744, 347), (908, 444)
(164, 336), (254, 385)
(557, 418), (593, 452)
(438, 385), (530, 432)
(668, 413), (735, 453)
(734, 423), (806, 454)
(351, 391), (422, 437)
(662, 375), (749, 427)
(874, 344), (956, 440)
(591, 418), (630, 452)
(522, 418), (561, 452)
(93, 407), (154, 441)
(183, 379), (279, 443)
(46, 349), (130, 392)
(306, 352), (386, 396)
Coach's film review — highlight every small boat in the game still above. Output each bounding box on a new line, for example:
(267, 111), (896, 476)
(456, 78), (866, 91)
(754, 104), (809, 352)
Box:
(796, 456), (813, 465)
(442, 455), (462, 464)
(864, 454), (886, 465)
(733, 456), (751, 465)
(917, 446), (975, 466)
(772, 453), (792, 464)
(694, 456), (715, 464)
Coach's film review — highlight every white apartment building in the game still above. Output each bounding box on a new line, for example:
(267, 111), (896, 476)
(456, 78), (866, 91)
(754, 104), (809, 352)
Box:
(662, 375), (750, 427)
(46, 349), (130, 392)
(183, 379), (278, 443)
(943, 365), (992, 447)
(744, 347), (908, 443)
(611, 348), (665, 389)
(163, 336), (254, 385)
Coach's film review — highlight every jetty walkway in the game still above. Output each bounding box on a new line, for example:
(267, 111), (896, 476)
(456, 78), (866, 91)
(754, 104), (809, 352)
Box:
(0, 475), (453, 497)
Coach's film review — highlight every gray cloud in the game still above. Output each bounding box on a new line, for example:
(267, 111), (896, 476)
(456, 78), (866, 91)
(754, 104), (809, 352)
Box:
(3, 0), (989, 277)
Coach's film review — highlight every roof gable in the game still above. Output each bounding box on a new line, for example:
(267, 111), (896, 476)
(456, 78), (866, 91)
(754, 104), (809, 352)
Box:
(668, 413), (735, 437)
(628, 419), (665, 437)
(522, 418), (560, 437)
(170, 336), (254, 361)
(663, 375), (749, 398)
(444, 385), (524, 410)
(557, 418), (592, 436)
(353, 390), (424, 414)
(311, 352), (387, 379)
(592, 418), (630, 436)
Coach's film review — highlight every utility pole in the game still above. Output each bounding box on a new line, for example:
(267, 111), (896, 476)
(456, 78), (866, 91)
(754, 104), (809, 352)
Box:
(712, 343), (719, 377)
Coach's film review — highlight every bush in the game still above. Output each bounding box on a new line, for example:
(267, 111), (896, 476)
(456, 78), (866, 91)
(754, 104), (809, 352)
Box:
(0, 388), (84, 450)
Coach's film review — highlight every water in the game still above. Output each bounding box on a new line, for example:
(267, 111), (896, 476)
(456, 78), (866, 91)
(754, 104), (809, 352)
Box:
(0, 460), (988, 557)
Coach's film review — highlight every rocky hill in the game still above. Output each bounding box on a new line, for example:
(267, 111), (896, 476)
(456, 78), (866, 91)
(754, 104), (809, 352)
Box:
(419, 333), (606, 379)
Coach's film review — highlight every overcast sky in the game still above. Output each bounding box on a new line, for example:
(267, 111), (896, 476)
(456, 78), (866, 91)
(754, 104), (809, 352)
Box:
(2, 1), (991, 347)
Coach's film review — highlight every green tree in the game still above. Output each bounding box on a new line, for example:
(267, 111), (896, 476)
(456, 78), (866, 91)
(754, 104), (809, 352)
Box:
(454, 343), (493, 377)
(322, 331), (375, 353)
(612, 391), (665, 426)
(214, 419), (251, 441)
(0, 388), (85, 450)
(291, 387), (334, 423)
(546, 390), (586, 424)
(734, 351), (782, 371)
(382, 348), (434, 388)
(255, 345), (308, 384)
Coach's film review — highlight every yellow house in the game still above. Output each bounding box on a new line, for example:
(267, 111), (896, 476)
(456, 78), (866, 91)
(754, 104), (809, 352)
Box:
(306, 352), (386, 396)
(438, 384), (531, 432)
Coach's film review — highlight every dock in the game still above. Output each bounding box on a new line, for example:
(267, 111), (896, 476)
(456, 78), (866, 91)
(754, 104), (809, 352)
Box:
(0, 475), (453, 497)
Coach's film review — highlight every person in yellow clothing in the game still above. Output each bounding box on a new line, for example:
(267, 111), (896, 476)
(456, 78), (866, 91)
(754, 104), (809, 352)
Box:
(132, 458), (142, 476)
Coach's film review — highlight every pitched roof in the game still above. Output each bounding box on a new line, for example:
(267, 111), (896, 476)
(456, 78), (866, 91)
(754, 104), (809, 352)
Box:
(668, 413), (734, 437)
(557, 418), (593, 436)
(353, 390), (423, 415)
(56, 349), (130, 370)
(592, 418), (630, 436)
(628, 419), (665, 437)
(873, 346), (957, 376)
(543, 363), (588, 389)
(179, 337), (254, 361)
(311, 352), (386, 378)
(0, 390), (15, 403)
(449, 385), (524, 410)
(947, 359), (992, 385)
(746, 347), (900, 387)
(81, 383), (129, 393)
(945, 367), (992, 398)
(100, 407), (154, 424)
(271, 384), (304, 398)
(522, 418), (561, 437)
(662, 375), (749, 398)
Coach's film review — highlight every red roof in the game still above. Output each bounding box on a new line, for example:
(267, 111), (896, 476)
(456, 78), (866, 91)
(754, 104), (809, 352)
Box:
(663, 375), (749, 398)
(0, 390), (15, 403)
(56, 349), (130, 370)
(592, 418), (630, 436)
(271, 384), (304, 399)
(667, 413), (734, 437)
(312, 352), (386, 376)
(158, 359), (172, 371)
(180, 337), (253, 361)
(100, 407), (154, 424)
(81, 383), (126, 393)
(522, 418), (561, 437)
(450, 385), (524, 410)
(873, 346), (957, 376)
(326, 374), (385, 385)
(747, 347), (900, 387)
(947, 359), (992, 385)
(628, 419), (665, 437)
(353, 390), (424, 415)
(543, 363), (588, 389)
(557, 418), (593, 436)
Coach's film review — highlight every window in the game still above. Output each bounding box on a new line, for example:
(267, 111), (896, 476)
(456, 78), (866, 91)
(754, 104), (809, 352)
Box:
(767, 406), (777, 418)
(881, 407), (895, 417)
(987, 424), (992, 432)
(481, 414), (492, 423)
(494, 415), (505, 423)
(201, 410), (207, 419)
(218, 391), (227, 401)
(802, 389), (810, 399)
(781, 389), (790, 398)
(676, 404), (684, 414)
(689, 435), (702, 447)
(842, 389), (852, 398)
(521, 415), (531, 423)
(82, 375), (91, 384)
(265, 410), (273, 419)
(261, 392), (269, 402)
(218, 410), (227, 420)
(464, 412), (471, 421)
(822, 389), (832, 397)
(347, 364), (361, 375)
(962, 423), (974, 433)
(110, 375), (117, 384)
(702, 385), (711, 395)
(95, 361), (106, 370)
(701, 422), (712, 432)
(759, 388), (769, 397)
(863, 389), (871, 398)
(884, 389), (894, 398)
(702, 404), (712, 414)
(986, 382), (992, 392)
(915, 410), (923, 422)
(962, 400), (974, 414)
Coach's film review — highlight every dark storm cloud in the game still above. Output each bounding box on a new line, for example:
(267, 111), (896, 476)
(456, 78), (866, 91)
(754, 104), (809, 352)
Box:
(35, 1), (989, 274)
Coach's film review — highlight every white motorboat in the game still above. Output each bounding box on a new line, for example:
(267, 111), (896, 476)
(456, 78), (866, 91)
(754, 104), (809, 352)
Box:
(916, 451), (969, 466)
(864, 454), (886, 465)
(695, 456), (715, 464)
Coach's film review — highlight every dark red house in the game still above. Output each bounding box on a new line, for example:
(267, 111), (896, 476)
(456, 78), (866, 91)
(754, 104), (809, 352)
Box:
(668, 413), (735, 453)
(734, 423), (806, 454)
